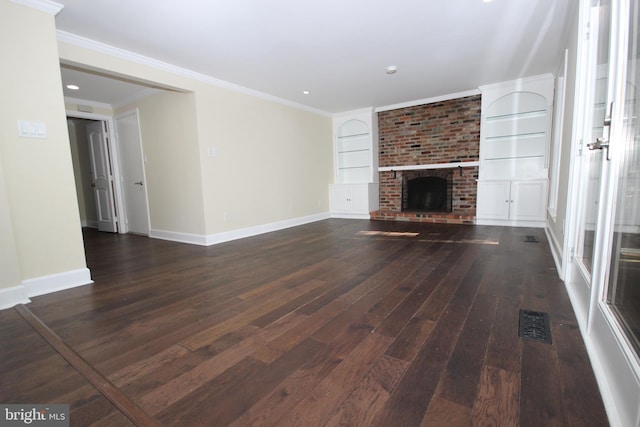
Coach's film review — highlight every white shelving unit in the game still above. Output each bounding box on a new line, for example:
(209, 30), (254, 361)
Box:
(330, 108), (379, 219)
(477, 74), (554, 227)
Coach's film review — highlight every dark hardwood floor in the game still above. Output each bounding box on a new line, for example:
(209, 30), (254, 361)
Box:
(0, 219), (609, 426)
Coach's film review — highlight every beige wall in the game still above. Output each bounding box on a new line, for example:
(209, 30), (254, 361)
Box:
(0, 1), (86, 288)
(117, 91), (207, 235)
(0, 151), (22, 289)
(60, 34), (333, 239)
(195, 88), (332, 234)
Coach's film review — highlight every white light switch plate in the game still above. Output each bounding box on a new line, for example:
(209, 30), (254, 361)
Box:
(17, 120), (47, 139)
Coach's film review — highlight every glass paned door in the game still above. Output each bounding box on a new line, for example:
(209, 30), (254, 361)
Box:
(578, 0), (612, 276)
(606, 0), (640, 355)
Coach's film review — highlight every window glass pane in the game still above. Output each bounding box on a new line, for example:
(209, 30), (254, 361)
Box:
(606, 0), (640, 355)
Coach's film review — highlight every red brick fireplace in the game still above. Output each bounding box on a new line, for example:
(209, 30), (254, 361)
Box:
(371, 95), (481, 224)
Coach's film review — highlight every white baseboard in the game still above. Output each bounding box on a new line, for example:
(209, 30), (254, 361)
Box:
(22, 268), (93, 298)
(0, 285), (31, 310)
(475, 218), (546, 228)
(205, 213), (330, 246)
(150, 213), (331, 247)
(544, 224), (564, 279)
(0, 268), (93, 310)
(149, 229), (209, 246)
(330, 213), (371, 219)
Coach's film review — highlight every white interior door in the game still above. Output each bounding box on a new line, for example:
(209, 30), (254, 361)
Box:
(115, 111), (149, 235)
(87, 121), (118, 233)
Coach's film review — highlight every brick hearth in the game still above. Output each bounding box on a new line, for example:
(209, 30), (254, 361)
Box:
(371, 95), (481, 224)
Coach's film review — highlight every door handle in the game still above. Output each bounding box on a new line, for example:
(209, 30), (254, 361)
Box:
(587, 102), (614, 160)
(134, 181), (143, 186)
(587, 137), (610, 160)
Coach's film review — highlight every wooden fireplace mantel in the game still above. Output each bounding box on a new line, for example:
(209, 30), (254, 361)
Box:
(378, 161), (479, 172)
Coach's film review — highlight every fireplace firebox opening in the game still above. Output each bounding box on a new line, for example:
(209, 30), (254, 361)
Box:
(402, 170), (453, 213)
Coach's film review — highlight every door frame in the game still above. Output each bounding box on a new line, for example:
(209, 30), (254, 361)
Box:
(563, 0), (640, 425)
(67, 110), (128, 234)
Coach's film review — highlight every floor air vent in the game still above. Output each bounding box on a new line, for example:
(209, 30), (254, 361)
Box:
(524, 235), (539, 243)
(519, 309), (551, 344)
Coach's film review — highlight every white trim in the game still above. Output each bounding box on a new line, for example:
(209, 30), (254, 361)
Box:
(22, 268), (93, 298)
(544, 224), (564, 278)
(548, 51), (569, 219)
(375, 89), (481, 113)
(206, 213), (330, 245)
(83, 220), (99, 229)
(475, 218), (546, 228)
(330, 213), (371, 220)
(149, 229), (208, 246)
(378, 161), (479, 172)
(150, 213), (330, 246)
(333, 107), (377, 118)
(10, 0), (63, 15)
(65, 96), (113, 111)
(479, 73), (556, 107)
(57, 31), (332, 118)
(0, 286), (31, 310)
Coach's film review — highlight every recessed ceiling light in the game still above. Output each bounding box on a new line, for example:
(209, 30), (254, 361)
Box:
(66, 84), (80, 90)
(303, 90), (310, 95)
(386, 65), (397, 75)
(483, 0), (493, 3)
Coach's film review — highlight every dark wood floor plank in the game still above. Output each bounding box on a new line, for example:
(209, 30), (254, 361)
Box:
(384, 316), (435, 362)
(227, 341), (337, 426)
(435, 293), (499, 408)
(519, 341), (566, 427)
(420, 396), (472, 427)
(0, 220), (609, 427)
(553, 321), (609, 426)
(324, 354), (408, 427)
(14, 304), (160, 427)
(373, 244), (466, 338)
(372, 294), (470, 426)
(372, 249), (488, 427)
(137, 311), (309, 414)
(157, 338), (326, 426)
(285, 332), (393, 427)
(471, 366), (519, 427)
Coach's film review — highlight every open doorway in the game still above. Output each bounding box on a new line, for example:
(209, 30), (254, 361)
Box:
(67, 112), (150, 236)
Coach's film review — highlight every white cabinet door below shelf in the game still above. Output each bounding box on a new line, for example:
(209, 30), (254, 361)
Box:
(476, 181), (510, 220)
(329, 184), (377, 216)
(510, 180), (547, 221)
(329, 185), (352, 214)
(347, 184), (370, 213)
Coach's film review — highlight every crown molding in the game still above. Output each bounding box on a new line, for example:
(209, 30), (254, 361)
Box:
(57, 31), (331, 117)
(10, 0), (63, 15)
(375, 89), (481, 113)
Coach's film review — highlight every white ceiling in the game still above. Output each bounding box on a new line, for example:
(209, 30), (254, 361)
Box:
(55, 0), (574, 114)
